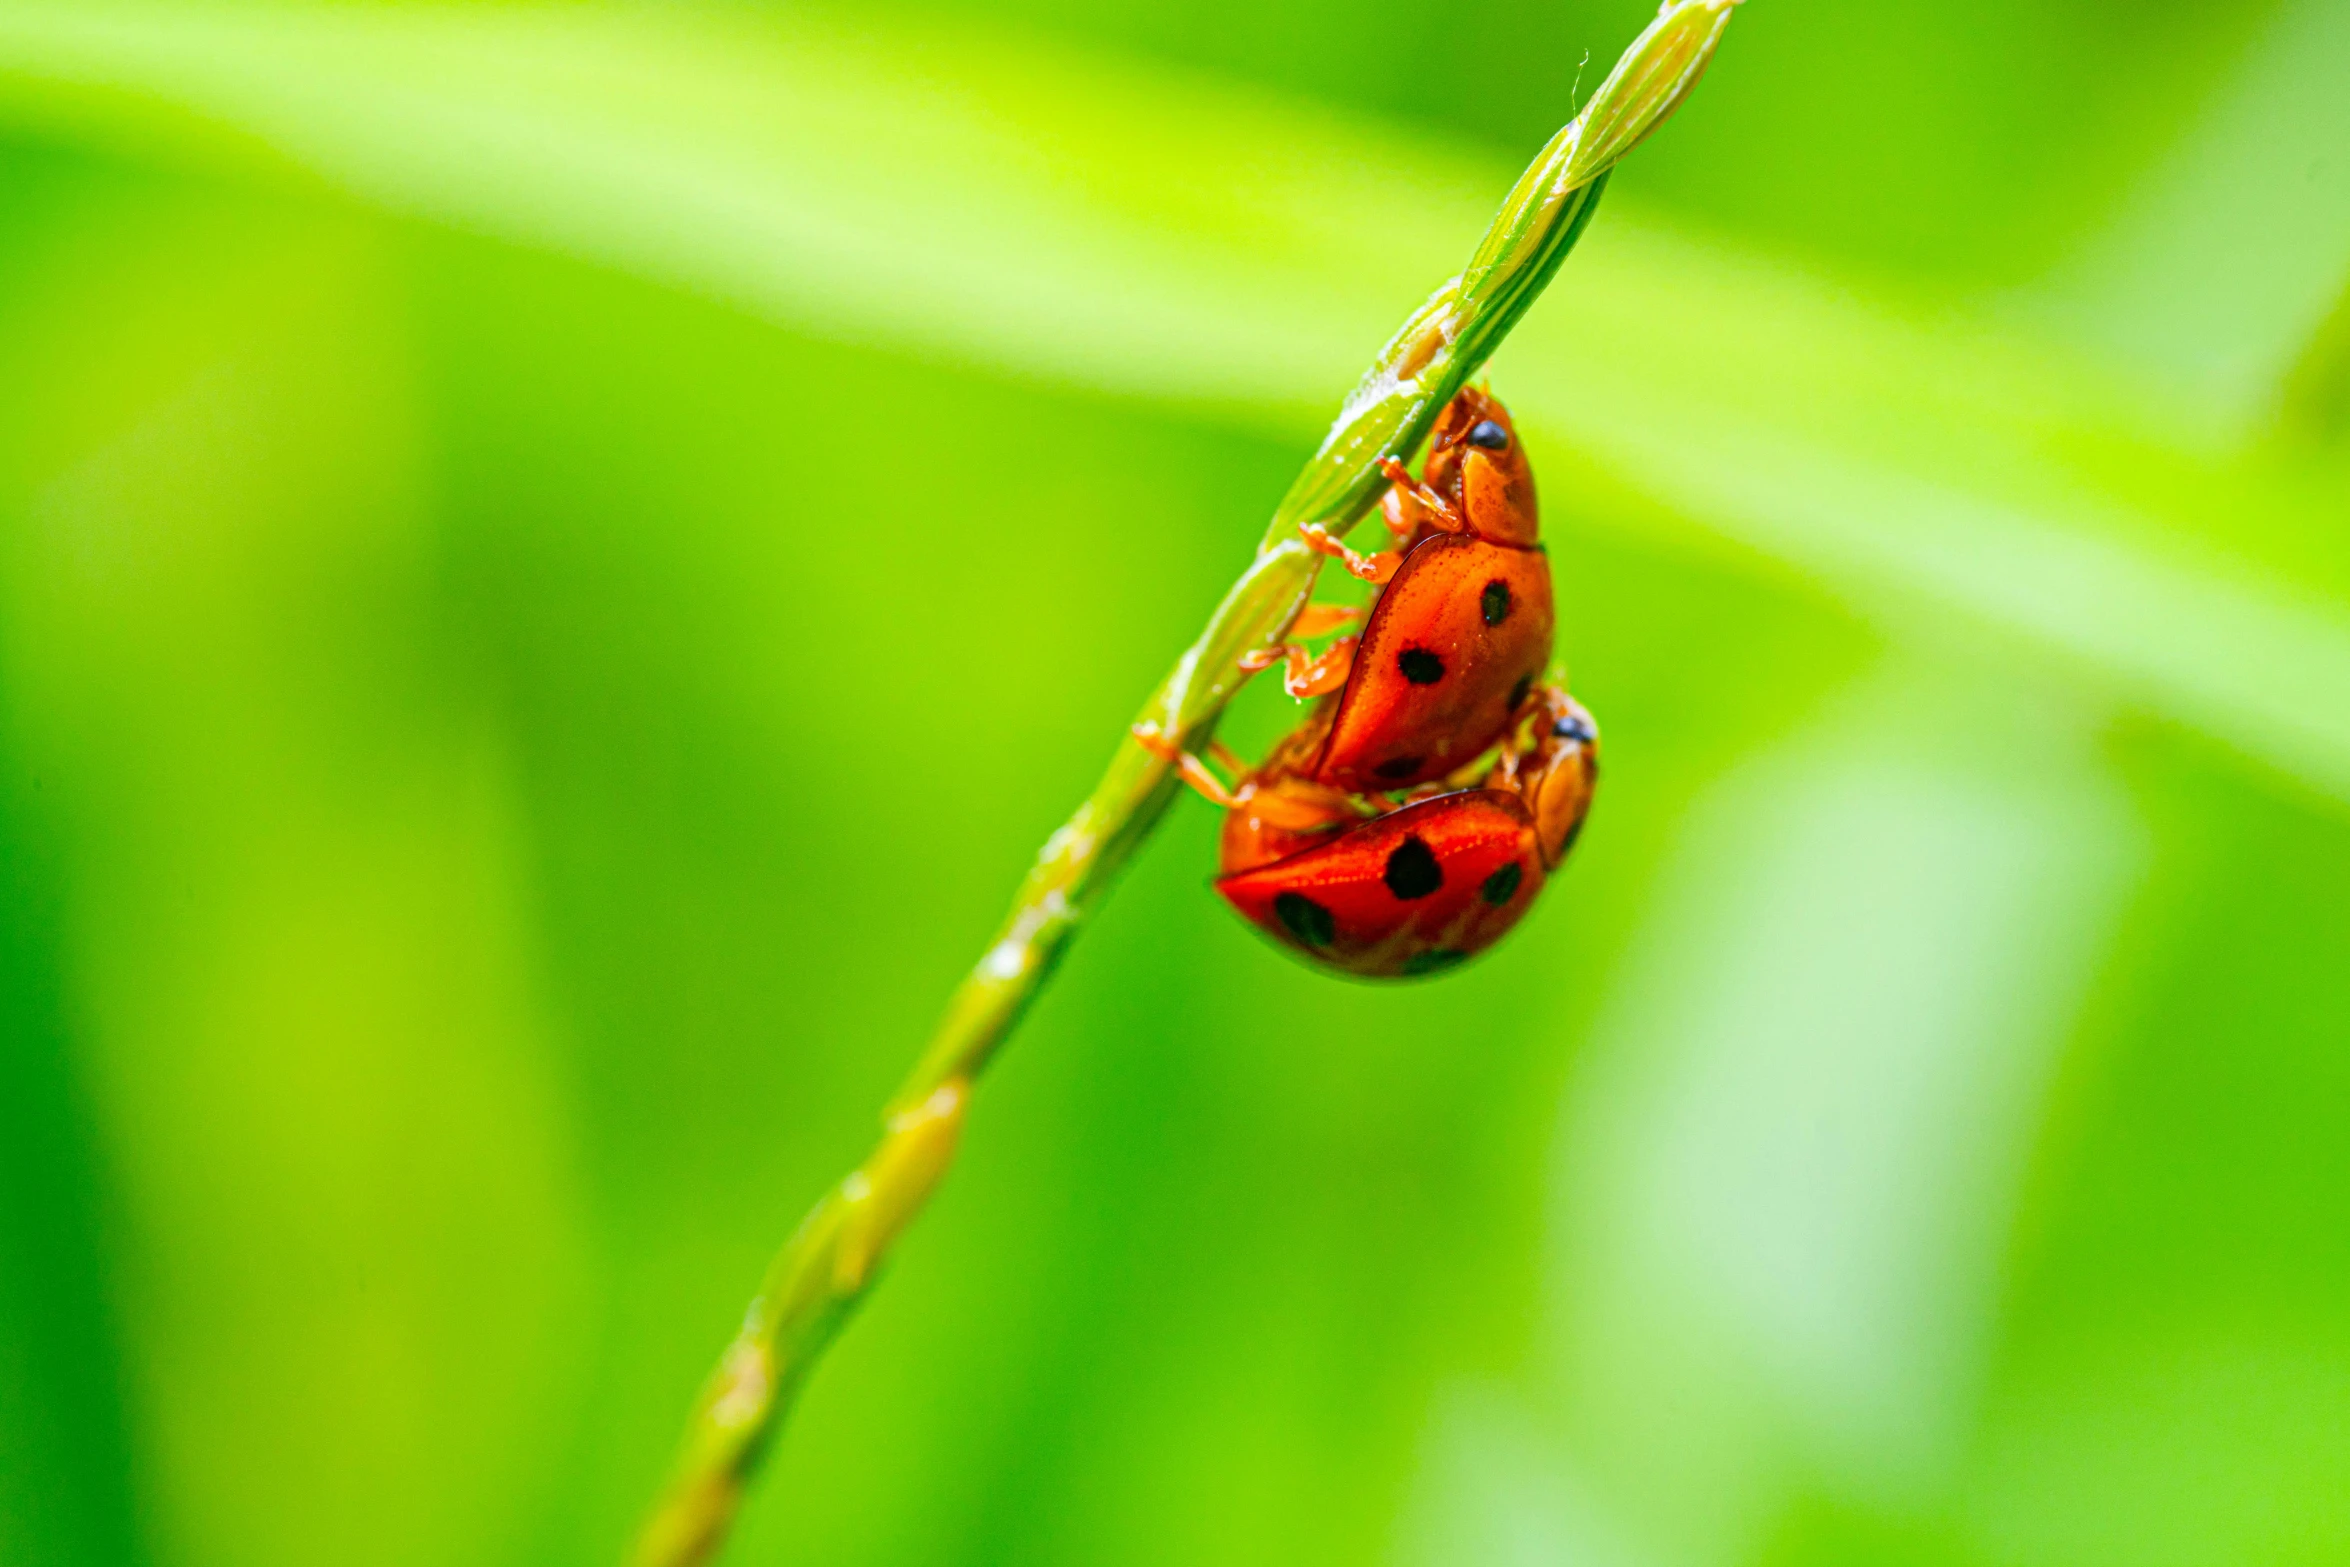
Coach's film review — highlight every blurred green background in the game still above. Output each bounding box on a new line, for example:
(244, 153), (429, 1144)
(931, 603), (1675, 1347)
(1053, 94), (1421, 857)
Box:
(2, 1), (2348, 1564)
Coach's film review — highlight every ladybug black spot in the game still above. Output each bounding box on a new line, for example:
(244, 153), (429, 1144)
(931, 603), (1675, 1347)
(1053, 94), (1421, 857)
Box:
(1403, 949), (1469, 977)
(1273, 892), (1336, 948)
(1398, 648), (1445, 685)
(1384, 835), (1444, 900)
(1553, 710), (1596, 744)
(1508, 673), (1534, 712)
(1481, 579), (1512, 626)
(1481, 861), (1523, 906)
(1467, 420), (1510, 451)
(1374, 755), (1424, 782)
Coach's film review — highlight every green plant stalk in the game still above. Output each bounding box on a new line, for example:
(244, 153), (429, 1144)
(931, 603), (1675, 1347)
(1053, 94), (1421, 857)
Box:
(631, 5), (1738, 1562)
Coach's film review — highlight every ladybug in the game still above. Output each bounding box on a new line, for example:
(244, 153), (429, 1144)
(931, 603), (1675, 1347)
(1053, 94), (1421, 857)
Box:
(1131, 385), (1594, 979)
(1215, 687), (1598, 979)
(1247, 386), (1556, 793)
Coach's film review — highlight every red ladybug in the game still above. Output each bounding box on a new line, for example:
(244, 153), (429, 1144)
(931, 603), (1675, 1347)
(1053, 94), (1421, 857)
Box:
(1133, 386), (1595, 979)
(1213, 687), (1598, 979)
(1248, 386), (1556, 793)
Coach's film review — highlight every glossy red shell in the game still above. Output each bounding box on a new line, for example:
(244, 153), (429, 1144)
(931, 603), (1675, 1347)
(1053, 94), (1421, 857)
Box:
(1212, 390), (1587, 980)
(1216, 789), (1548, 979)
(1307, 533), (1554, 793)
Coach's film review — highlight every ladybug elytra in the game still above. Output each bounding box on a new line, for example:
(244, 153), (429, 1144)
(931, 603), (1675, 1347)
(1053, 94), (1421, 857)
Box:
(1264, 387), (1556, 793)
(1214, 687), (1598, 979)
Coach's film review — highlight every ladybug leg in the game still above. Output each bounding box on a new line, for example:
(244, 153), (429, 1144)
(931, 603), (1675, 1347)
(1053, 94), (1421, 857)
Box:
(1173, 752), (1245, 807)
(1131, 724), (1247, 808)
(1379, 467), (1456, 546)
(1289, 603), (1361, 638)
(1380, 482), (1427, 545)
(1297, 522), (1401, 584)
(1241, 775), (1372, 831)
(1233, 599), (1361, 698)
(1240, 635), (1358, 699)
(1206, 739), (1250, 775)
(1376, 456), (1469, 535)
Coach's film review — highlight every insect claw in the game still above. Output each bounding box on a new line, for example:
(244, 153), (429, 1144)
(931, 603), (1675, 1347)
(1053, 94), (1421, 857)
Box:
(1290, 603), (1361, 638)
(1298, 522), (1401, 584)
(1133, 724), (1245, 808)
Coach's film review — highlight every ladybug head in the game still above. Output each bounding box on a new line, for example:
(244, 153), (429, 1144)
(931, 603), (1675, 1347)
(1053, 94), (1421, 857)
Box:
(1426, 388), (1539, 547)
(1515, 685), (1598, 869)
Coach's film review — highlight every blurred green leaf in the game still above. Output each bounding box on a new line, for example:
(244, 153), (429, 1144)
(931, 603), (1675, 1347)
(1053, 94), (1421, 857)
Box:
(1527, 662), (2141, 1558)
(2034, 0), (2350, 426)
(0, 6), (2345, 1567)
(1, 0), (2345, 807)
(0, 182), (590, 1567)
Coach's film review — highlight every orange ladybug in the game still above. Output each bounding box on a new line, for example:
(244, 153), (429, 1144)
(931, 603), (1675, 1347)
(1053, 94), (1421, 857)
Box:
(1135, 386), (1597, 979)
(1211, 687), (1598, 979)
(1249, 386), (1555, 792)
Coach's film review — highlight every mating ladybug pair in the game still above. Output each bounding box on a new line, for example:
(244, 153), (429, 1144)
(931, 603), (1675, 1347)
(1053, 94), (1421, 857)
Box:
(1141, 389), (1599, 979)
